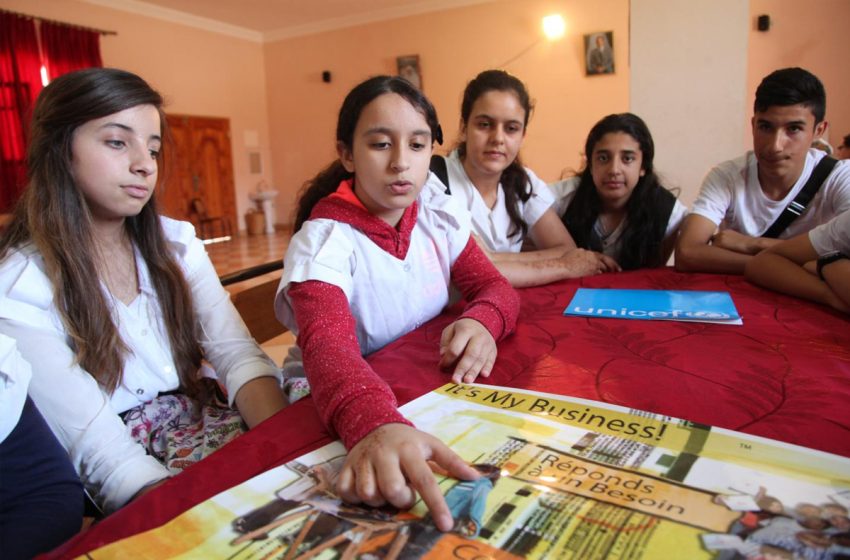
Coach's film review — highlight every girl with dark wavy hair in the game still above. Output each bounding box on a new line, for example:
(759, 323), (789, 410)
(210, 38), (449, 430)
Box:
(428, 69), (618, 287)
(0, 68), (287, 514)
(277, 75), (518, 531)
(552, 113), (686, 269)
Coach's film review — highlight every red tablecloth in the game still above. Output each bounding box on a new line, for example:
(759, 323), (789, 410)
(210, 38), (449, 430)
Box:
(45, 269), (850, 558)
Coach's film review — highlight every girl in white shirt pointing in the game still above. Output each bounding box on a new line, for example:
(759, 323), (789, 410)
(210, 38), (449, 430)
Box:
(276, 75), (518, 532)
(0, 68), (287, 513)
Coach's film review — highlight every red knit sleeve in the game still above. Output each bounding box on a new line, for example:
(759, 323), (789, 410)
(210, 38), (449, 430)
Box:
(287, 280), (413, 449)
(451, 237), (520, 341)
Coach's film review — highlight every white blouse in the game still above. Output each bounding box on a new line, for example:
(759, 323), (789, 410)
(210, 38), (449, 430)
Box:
(0, 217), (281, 512)
(425, 151), (555, 253)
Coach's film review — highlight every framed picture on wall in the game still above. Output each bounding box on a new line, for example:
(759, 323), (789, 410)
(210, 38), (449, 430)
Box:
(584, 31), (614, 75)
(397, 55), (422, 90)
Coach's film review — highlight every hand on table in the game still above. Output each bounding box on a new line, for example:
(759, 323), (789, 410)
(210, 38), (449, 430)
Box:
(559, 248), (621, 276)
(711, 229), (773, 255)
(595, 252), (621, 273)
(439, 318), (497, 384)
(335, 423), (480, 531)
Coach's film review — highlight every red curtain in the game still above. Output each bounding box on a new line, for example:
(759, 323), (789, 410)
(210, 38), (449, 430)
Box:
(0, 17), (103, 212)
(0, 12), (43, 213)
(41, 21), (103, 80)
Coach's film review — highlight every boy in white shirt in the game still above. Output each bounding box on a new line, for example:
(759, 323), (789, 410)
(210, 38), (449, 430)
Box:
(676, 67), (850, 274)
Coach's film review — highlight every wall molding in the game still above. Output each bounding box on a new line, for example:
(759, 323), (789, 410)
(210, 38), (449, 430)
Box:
(80, 0), (264, 42)
(262, 0), (498, 42)
(81, 0), (499, 43)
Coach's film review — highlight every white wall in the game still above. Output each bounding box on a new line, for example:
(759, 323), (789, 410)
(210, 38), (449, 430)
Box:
(630, 0), (750, 206)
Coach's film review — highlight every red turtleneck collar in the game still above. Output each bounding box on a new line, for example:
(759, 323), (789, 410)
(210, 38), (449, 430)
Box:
(309, 179), (418, 259)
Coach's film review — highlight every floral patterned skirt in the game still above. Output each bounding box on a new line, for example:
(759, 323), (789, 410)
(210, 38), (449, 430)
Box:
(121, 391), (246, 474)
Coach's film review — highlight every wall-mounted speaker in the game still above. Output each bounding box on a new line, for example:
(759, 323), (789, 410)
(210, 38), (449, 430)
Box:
(757, 14), (770, 32)
(322, 71), (332, 83)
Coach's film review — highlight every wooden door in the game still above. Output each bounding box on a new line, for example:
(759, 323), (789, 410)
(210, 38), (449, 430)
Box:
(160, 115), (237, 233)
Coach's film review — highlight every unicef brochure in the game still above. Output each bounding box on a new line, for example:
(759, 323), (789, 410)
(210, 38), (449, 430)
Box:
(84, 384), (850, 560)
(564, 288), (743, 325)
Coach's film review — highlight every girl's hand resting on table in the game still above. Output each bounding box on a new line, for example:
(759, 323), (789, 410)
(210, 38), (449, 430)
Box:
(335, 423), (480, 531)
(439, 318), (497, 384)
(560, 248), (621, 275)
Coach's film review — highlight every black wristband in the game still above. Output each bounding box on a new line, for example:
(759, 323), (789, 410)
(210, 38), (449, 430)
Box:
(817, 252), (848, 280)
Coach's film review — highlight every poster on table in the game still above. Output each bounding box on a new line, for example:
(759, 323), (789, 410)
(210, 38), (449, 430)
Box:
(85, 384), (850, 559)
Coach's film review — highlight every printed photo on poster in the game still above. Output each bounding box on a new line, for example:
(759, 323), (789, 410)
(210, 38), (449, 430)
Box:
(585, 31), (614, 75)
(84, 384), (850, 560)
(397, 54), (422, 90)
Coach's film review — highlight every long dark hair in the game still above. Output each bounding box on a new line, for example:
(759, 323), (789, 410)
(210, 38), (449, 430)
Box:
(0, 67), (205, 398)
(293, 75), (441, 232)
(561, 113), (676, 269)
(458, 69), (534, 240)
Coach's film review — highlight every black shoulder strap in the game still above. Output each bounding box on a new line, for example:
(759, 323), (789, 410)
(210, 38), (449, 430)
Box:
(762, 156), (838, 239)
(429, 155), (450, 195)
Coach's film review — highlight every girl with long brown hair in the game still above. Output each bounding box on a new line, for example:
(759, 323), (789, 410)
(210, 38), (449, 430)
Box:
(0, 68), (287, 513)
(427, 69), (618, 287)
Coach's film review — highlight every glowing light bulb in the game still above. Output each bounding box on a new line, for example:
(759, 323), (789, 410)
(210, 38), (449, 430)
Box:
(542, 14), (566, 40)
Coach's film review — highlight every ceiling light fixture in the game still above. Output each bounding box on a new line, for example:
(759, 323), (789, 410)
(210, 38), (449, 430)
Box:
(542, 14), (566, 41)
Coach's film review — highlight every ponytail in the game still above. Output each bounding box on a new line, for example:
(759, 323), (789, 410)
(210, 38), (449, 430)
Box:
(499, 158), (532, 240)
(293, 162), (352, 232)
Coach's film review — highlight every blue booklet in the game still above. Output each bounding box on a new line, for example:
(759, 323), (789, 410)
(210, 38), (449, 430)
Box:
(563, 288), (742, 324)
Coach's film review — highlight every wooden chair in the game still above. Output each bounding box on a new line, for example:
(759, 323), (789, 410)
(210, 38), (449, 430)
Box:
(229, 275), (286, 344)
(220, 262), (286, 344)
(227, 272), (295, 364)
(191, 198), (233, 240)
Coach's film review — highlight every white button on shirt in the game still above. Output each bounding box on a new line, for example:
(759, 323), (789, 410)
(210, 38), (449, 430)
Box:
(0, 217), (282, 513)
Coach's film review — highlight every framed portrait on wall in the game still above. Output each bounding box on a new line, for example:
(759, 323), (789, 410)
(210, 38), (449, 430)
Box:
(397, 55), (422, 90)
(584, 31), (614, 75)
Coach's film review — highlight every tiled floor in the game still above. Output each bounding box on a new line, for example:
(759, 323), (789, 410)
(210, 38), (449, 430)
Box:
(205, 229), (291, 303)
(206, 229), (291, 279)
